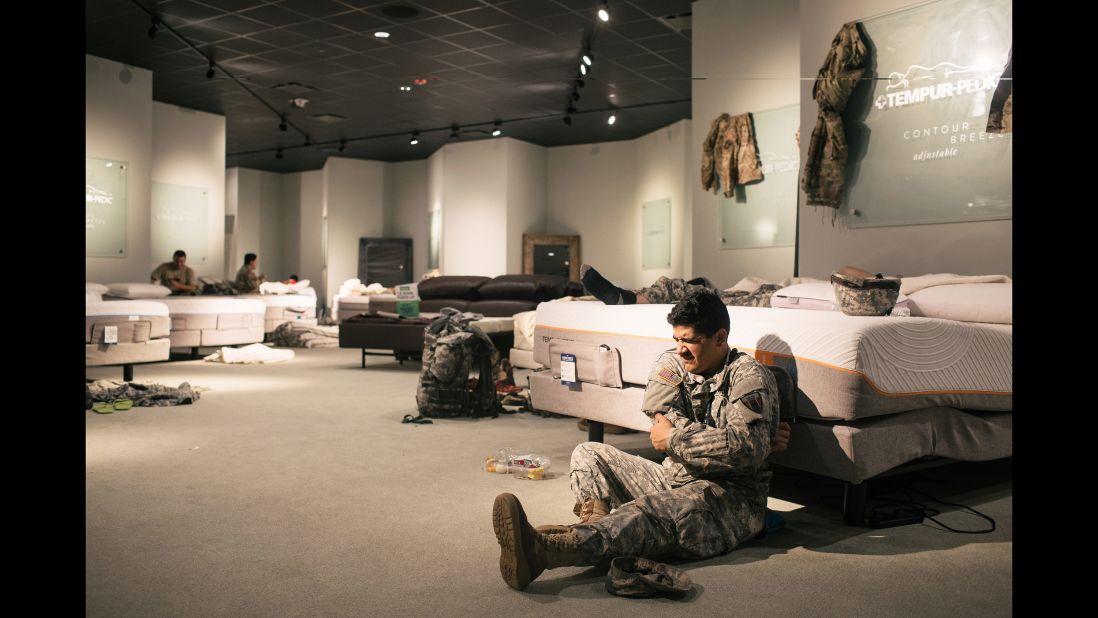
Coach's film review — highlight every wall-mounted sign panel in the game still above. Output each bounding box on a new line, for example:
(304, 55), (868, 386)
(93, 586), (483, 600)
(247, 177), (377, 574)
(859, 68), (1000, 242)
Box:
(642, 198), (671, 269)
(151, 182), (208, 265)
(720, 105), (798, 249)
(86, 157), (127, 257)
(843, 0), (1012, 227)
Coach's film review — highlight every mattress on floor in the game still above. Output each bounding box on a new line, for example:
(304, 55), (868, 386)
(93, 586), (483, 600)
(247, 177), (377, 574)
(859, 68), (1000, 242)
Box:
(532, 301), (1012, 421)
(86, 338), (171, 366)
(527, 370), (1012, 484)
(513, 310), (537, 351)
(158, 297), (266, 347)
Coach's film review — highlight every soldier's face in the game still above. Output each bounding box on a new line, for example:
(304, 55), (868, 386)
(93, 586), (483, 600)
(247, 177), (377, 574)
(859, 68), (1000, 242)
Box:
(672, 325), (728, 374)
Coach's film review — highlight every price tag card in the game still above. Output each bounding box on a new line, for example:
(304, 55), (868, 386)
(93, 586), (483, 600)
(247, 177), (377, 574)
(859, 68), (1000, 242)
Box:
(103, 326), (118, 344)
(560, 353), (576, 386)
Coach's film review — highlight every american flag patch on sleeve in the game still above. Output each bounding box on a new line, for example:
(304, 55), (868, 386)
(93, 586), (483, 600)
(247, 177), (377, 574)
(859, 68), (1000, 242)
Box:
(653, 366), (682, 387)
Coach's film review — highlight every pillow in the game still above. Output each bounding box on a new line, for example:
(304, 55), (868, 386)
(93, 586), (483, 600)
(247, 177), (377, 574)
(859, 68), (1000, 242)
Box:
(417, 276), (491, 300)
(86, 282), (109, 295)
(290, 279), (311, 293)
(86, 291), (102, 303)
(906, 282), (1012, 324)
(106, 282), (172, 299)
(770, 282), (838, 311)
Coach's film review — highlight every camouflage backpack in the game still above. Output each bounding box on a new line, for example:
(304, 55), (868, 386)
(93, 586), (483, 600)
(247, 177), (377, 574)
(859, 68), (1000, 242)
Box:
(416, 308), (502, 419)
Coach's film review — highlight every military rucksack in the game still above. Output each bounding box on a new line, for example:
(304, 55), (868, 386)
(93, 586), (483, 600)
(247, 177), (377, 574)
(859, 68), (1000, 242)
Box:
(416, 308), (502, 419)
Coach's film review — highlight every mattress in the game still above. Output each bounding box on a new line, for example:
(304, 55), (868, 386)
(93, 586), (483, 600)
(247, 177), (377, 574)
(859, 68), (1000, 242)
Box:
(236, 294), (318, 332)
(336, 295), (374, 323)
(510, 348), (540, 370)
(157, 297), (266, 347)
(533, 302), (1012, 421)
(513, 310), (537, 351)
(85, 300), (172, 366)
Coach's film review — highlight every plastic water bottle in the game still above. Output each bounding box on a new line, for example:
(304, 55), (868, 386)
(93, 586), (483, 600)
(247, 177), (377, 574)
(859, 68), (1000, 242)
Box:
(484, 448), (551, 480)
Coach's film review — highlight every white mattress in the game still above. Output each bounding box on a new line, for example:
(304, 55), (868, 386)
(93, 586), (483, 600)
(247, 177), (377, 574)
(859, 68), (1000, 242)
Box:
(513, 310), (537, 351)
(157, 297), (266, 315)
(237, 294), (316, 308)
(533, 302), (1012, 419)
(85, 300), (169, 317)
(338, 295), (373, 309)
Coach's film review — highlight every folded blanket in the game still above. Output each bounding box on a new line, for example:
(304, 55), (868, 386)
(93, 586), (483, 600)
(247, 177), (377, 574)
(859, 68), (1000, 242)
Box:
(900, 273), (1012, 295)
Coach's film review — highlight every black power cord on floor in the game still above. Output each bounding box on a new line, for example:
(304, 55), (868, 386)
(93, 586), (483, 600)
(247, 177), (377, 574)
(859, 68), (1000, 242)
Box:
(870, 479), (997, 534)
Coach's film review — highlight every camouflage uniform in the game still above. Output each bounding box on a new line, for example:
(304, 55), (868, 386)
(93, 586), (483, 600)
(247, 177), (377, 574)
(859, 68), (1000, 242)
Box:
(701, 113), (763, 197)
(233, 265), (265, 293)
(801, 21), (867, 209)
(637, 276), (781, 308)
(566, 349), (780, 565)
(150, 262), (198, 295)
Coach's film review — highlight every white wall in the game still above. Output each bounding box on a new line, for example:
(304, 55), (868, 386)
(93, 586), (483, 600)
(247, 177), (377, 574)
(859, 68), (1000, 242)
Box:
(232, 168), (260, 278)
(546, 140), (637, 288)
(384, 160), (429, 281)
(634, 119), (691, 287)
(286, 171), (326, 302)
(505, 139), (548, 274)
(323, 157), (385, 301)
(439, 139), (509, 276)
(86, 55), (153, 284)
(150, 102), (226, 279)
(797, 0), (1012, 278)
(691, 0), (800, 287)
(257, 171), (284, 280)
(225, 168), (240, 279)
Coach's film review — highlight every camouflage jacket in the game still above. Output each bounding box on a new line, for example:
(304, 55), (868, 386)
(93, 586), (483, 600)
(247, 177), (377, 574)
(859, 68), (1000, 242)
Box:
(801, 21), (867, 209)
(234, 265), (265, 293)
(640, 349), (780, 505)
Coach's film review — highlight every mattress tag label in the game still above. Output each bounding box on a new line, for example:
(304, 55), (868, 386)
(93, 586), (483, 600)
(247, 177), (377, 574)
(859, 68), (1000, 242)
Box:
(103, 326), (118, 344)
(128, 315), (139, 321)
(560, 353), (577, 386)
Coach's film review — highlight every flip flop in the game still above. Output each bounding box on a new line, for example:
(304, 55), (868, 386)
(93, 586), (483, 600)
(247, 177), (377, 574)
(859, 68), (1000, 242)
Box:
(113, 399), (134, 411)
(91, 402), (115, 415)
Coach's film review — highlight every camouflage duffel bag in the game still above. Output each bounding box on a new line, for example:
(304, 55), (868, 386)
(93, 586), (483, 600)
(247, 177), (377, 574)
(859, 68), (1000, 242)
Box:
(416, 308), (502, 419)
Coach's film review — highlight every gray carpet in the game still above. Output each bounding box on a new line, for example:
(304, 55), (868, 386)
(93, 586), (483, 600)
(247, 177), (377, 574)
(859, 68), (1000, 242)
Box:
(86, 347), (1012, 616)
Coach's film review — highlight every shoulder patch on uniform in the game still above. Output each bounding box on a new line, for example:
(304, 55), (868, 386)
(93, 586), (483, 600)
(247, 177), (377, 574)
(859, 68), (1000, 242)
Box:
(654, 366), (683, 387)
(740, 391), (765, 414)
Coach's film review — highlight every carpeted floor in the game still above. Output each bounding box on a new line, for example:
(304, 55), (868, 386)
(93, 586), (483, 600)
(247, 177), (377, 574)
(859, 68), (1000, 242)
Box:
(86, 347), (1012, 616)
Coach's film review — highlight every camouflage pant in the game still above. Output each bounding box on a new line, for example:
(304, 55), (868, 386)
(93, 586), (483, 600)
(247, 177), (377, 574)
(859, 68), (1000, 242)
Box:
(567, 442), (763, 565)
(635, 277), (780, 308)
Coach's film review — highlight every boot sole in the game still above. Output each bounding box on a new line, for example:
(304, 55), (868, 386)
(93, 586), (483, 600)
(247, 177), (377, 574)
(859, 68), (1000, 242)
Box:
(492, 493), (532, 590)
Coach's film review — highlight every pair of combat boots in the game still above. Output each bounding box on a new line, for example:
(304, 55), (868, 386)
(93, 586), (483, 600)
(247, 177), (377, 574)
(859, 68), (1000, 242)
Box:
(491, 493), (608, 590)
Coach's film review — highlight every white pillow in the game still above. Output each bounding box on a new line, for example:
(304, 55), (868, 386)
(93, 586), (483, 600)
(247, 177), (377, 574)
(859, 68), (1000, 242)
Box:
(107, 282), (172, 299)
(770, 282), (838, 311)
(906, 282), (1012, 324)
(86, 282), (109, 295)
(86, 291), (102, 303)
(290, 279), (311, 293)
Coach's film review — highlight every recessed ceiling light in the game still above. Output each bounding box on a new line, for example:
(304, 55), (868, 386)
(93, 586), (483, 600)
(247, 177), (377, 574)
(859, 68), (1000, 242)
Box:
(374, 31), (391, 38)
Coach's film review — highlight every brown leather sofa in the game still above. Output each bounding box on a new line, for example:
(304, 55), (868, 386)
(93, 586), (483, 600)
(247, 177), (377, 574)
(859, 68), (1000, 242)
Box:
(339, 274), (583, 367)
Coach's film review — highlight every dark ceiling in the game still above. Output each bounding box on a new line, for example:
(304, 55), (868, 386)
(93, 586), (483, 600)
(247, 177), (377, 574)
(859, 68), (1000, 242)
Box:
(85, 0), (694, 173)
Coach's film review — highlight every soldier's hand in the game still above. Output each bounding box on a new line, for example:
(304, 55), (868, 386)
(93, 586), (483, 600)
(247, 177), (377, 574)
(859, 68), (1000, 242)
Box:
(771, 422), (792, 454)
(650, 413), (673, 452)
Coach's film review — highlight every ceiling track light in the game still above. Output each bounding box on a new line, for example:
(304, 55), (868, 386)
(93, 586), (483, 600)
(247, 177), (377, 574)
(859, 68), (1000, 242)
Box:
(206, 58), (216, 80)
(574, 79), (585, 89)
(304, 136), (312, 147)
(279, 114), (288, 132)
(147, 16), (161, 39)
(582, 52), (593, 66)
(410, 132), (420, 145)
(571, 90), (581, 102)
(492, 120), (502, 137)
(566, 105), (577, 115)
(339, 139), (347, 153)
(275, 148), (283, 160)
(563, 115), (572, 126)
(450, 125), (461, 139)
(579, 63), (587, 76)
(598, 1), (610, 22)
(608, 111), (617, 125)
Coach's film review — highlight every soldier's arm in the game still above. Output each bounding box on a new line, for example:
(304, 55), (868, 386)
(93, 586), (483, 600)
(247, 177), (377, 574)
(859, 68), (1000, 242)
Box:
(665, 372), (777, 473)
(639, 353), (690, 428)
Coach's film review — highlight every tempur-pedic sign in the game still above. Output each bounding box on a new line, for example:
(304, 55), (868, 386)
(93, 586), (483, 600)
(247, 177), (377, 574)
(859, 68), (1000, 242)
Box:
(86, 158), (127, 257)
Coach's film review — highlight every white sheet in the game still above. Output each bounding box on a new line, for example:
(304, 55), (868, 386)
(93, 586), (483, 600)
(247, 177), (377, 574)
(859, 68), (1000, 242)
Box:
(235, 294), (316, 308)
(204, 343), (294, 364)
(533, 301), (1012, 397)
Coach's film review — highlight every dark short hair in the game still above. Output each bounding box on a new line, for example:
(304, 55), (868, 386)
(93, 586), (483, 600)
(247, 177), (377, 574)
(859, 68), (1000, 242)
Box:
(173, 250), (186, 259)
(666, 289), (729, 336)
(244, 253), (257, 265)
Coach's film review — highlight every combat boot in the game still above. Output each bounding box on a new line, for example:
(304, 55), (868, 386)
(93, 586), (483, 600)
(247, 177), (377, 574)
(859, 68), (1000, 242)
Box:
(536, 496), (610, 534)
(493, 493), (586, 590)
